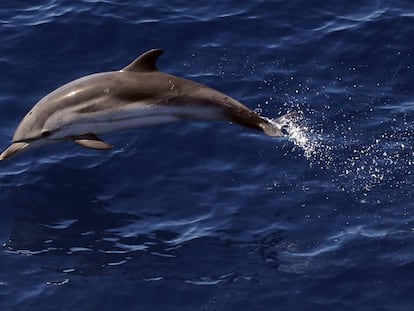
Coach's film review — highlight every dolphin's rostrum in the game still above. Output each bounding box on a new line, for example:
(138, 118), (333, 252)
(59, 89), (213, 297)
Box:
(0, 49), (295, 161)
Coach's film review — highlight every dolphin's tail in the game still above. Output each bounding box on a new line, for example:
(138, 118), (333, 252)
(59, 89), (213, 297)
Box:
(260, 112), (299, 137)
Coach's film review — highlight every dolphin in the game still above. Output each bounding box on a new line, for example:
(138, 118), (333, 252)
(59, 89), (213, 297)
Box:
(0, 49), (295, 161)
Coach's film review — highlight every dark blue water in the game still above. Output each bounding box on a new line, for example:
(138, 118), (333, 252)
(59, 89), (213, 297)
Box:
(1, 1), (414, 310)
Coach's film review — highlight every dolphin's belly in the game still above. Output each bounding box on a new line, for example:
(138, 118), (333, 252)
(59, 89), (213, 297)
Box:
(59, 104), (226, 136)
(90, 114), (182, 134)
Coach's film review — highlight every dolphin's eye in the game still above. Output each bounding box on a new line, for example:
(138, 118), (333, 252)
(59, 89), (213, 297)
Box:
(41, 130), (51, 138)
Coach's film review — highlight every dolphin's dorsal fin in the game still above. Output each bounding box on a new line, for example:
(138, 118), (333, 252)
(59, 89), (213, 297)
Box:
(73, 134), (113, 150)
(122, 49), (164, 73)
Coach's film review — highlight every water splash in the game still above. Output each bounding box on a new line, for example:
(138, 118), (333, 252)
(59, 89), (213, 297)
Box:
(285, 115), (334, 167)
(283, 112), (414, 195)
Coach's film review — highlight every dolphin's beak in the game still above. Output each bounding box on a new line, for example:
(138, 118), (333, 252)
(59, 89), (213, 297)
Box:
(0, 142), (30, 161)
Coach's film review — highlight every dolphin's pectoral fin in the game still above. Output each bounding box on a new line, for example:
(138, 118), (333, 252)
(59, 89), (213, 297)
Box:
(73, 134), (113, 150)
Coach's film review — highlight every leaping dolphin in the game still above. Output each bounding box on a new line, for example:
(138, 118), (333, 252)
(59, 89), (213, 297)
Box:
(0, 49), (295, 161)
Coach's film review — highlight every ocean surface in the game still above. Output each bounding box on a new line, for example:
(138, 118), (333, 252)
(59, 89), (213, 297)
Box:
(1, 0), (414, 310)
